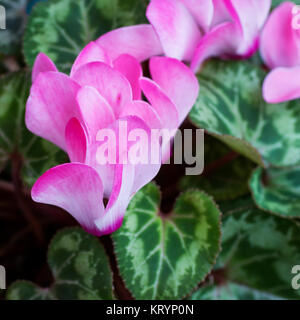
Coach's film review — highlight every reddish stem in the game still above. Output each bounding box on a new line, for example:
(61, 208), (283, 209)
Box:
(203, 151), (239, 177)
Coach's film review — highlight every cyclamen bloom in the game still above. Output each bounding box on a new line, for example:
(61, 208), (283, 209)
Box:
(25, 41), (199, 236)
(261, 2), (300, 103)
(97, 0), (271, 72)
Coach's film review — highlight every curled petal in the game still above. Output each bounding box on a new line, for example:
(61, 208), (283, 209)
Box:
(72, 62), (132, 117)
(120, 100), (162, 129)
(113, 116), (162, 193)
(263, 66), (300, 103)
(149, 56), (199, 124)
(70, 41), (111, 77)
(237, 0), (271, 28)
(228, 0), (271, 55)
(260, 2), (300, 69)
(95, 164), (135, 236)
(146, 0), (202, 61)
(76, 86), (115, 142)
(32, 53), (58, 83)
(95, 117), (161, 235)
(32, 163), (105, 236)
(113, 54), (142, 100)
(211, 0), (233, 26)
(191, 21), (238, 72)
(140, 77), (179, 129)
(179, 0), (213, 32)
(65, 117), (87, 163)
(96, 24), (163, 62)
(25, 72), (81, 150)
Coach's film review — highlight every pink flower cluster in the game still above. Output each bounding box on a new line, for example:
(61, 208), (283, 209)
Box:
(98, 0), (271, 71)
(26, 0), (300, 236)
(261, 2), (300, 103)
(26, 42), (198, 236)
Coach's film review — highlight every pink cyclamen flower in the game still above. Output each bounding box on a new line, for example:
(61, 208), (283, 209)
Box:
(260, 2), (300, 103)
(25, 41), (199, 236)
(97, 0), (271, 72)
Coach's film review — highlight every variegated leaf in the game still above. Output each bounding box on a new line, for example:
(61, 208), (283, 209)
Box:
(189, 283), (282, 300)
(190, 60), (300, 168)
(272, 0), (300, 8)
(7, 228), (114, 300)
(23, 0), (148, 72)
(191, 198), (300, 300)
(113, 183), (222, 300)
(250, 166), (300, 218)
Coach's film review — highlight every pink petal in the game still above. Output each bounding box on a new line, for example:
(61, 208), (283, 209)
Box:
(65, 117), (87, 163)
(120, 100), (162, 129)
(85, 141), (115, 198)
(140, 77), (179, 129)
(260, 2), (300, 69)
(211, 0), (233, 26)
(228, 0), (271, 55)
(31, 163), (105, 236)
(114, 116), (161, 193)
(76, 86), (115, 142)
(149, 56), (199, 124)
(113, 54), (142, 100)
(25, 72), (81, 150)
(72, 62), (132, 117)
(95, 117), (161, 235)
(96, 24), (163, 62)
(95, 164), (135, 235)
(191, 21), (239, 72)
(263, 66), (300, 103)
(70, 41), (111, 77)
(76, 86), (116, 196)
(146, 0), (202, 61)
(179, 0), (214, 31)
(32, 53), (58, 83)
(89, 116), (161, 197)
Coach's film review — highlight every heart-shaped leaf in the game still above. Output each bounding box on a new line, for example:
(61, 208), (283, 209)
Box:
(250, 166), (300, 218)
(7, 227), (114, 300)
(23, 0), (148, 72)
(113, 183), (222, 300)
(180, 136), (254, 201)
(190, 60), (300, 168)
(189, 283), (282, 300)
(192, 198), (300, 300)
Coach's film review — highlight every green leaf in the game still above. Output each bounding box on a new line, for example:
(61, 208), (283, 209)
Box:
(6, 281), (52, 300)
(180, 136), (254, 201)
(7, 228), (114, 300)
(189, 283), (282, 300)
(250, 166), (300, 218)
(0, 0), (28, 55)
(196, 198), (300, 300)
(113, 183), (222, 300)
(0, 71), (66, 185)
(190, 60), (300, 168)
(23, 0), (148, 72)
(272, 0), (300, 8)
